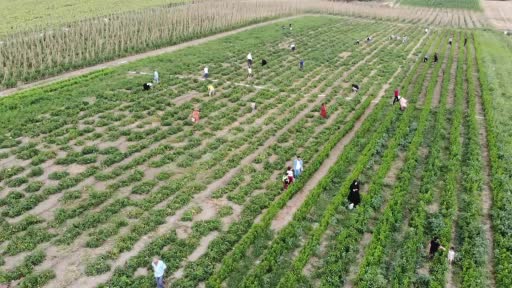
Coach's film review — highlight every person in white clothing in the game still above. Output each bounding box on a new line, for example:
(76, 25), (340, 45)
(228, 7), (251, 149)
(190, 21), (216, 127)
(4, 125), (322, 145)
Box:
(448, 247), (456, 264)
(399, 97), (408, 111)
(152, 257), (167, 288)
(247, 53), (253, 67)
(251, 102), (256, 113)
(293, 156), (303, 178)
(203, 67), (209, 79)
(153, 71), (159, 84)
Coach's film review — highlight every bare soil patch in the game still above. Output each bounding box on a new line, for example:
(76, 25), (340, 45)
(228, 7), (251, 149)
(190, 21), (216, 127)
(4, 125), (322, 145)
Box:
(484, 0), (512, 31)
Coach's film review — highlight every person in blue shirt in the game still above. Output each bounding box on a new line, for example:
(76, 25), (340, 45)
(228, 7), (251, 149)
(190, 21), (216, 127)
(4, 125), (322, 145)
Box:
(293, 155), (304, 178)
(152, 256), (167, 288)
(299, 60), (304, 71)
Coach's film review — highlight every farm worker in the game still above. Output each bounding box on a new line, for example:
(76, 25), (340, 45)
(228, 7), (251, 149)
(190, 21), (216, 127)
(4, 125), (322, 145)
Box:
(429, 237), (446, 258)
(261, 59), (268, 66)
(251, 102), (256, 112)
(293, 155), (304, 178)
(152, 256), (167, 288)
(247, 53), (253, 67)
(355, 40), (360, 45)
(282, 174), (290, 190)
(208, 84), (215, 96)
(448, 247), (456, 264)
(191, 108), (200, 123)
(367, 35), (372, 42)
(399, 97), (408, 111)
(423, 54), (429, 63)
(425, 28), (429, 34)
(393, 88), (400, 105)
(352, 84), (360, 93)
(347, 180), (361, 209)
(203, 66), (209, 79)
(290, 43), (296, 52)
(299, 60), (304, 71)
(287, 166), (294, 184)
(448, 37), (453, 46)
(433, 53), (439, 63)
(320, 103), (328, 119)
(289, 23), (292, 30)
(153, 71), (159, 84)
(464, 37), (467, 47)
(143, 83), (153, 91)
(248, 67), (253, 78)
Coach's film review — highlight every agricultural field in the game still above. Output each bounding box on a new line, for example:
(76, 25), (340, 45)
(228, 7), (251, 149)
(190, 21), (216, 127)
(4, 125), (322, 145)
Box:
(398, 0), (481, 10)
(0, 0), (188, 36)
(0, 8), (509, 288)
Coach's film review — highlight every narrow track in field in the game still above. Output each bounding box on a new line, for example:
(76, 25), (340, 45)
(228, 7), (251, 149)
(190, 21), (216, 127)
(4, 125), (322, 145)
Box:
(470, 34), (496, 288)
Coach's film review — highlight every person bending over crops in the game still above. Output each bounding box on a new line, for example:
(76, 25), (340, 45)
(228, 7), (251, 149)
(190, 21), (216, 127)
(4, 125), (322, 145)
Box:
(208, 84), (215, 96)
(153, 71), (159, 84)
(352, 84), (360, 93)
(247, 52), (253, 67)
(355, 40), (360, 45)
(448, 247), (456, 264)
(203, 67), (209, 79)
(320, 103), (328, 119)
(464, 37), (467, 47)
(299, 60), (304, 71)
(347, 180), (361, 209)
(434, 53), (439, 63)
(261, 59), (267, 66)
(367, 35), (372, 42)
(143, 83), (153, 91)
(152, 257), (167, 288)
(429, 237), (446, 258)
(423, 55), (429, 63)
(289, 23), (292, 30)
(393, 88), (400, 105)
(293, 156), (304, 178)
(290, 43), (296, 52)
(191, 108), (200, 123)
(448, 37), (453, 46)
(282, 174), (290, 190)
(287, 166), (294, 184)
(399, 97), (408, 111)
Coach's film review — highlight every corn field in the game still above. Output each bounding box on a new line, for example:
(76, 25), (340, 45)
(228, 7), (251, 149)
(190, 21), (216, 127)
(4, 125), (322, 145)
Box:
(0, 0), (486, 88)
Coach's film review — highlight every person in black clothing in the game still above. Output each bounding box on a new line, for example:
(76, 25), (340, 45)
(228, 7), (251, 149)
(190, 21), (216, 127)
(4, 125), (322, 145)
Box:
(143, 83), (153, 91)
(424, 55), (429, 63)
(464, 37), (468, 47)
(347, 180), (361, 208)
(352, 84), (360, 93)
(355, 40), (360, 45)
(433, 53), (439, 63)
(429, 236), (446, 258)
(261, 59), (267, 66)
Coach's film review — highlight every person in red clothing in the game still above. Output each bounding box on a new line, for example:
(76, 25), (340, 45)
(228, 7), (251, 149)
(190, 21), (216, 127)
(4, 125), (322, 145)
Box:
(287, 166), (294, 185)
(320, 103), (327, 119)
(191, 108), (200, 123)
(393, 88), (400, 105)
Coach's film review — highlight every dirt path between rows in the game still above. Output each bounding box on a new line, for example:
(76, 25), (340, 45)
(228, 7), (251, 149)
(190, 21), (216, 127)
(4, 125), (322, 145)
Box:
(470, 38), (496, 288)
(0, 15), (305, 98)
